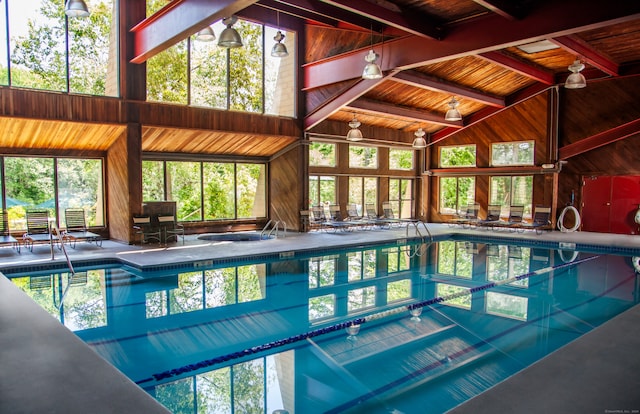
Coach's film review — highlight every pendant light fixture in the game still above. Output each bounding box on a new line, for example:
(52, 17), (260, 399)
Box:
(412, 127), (427, 149)
(564, 59), (586, 89)
(346, 114), (364, 141)
(64, 0), (90, 17)
(218, 16), (243, 48)
(444, 97), (462, 121)
(271, 11), (289, 57)
(362, 25), (382, 80)
(196, 26), (216, 42)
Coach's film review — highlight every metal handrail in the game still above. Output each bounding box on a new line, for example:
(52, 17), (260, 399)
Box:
(50, 223), (75, 275)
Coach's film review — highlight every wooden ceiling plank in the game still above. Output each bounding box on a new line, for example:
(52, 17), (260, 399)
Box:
(551, 34), (620, 76)
(390, 70), (505, 107)
(472, 0), (529, 20)
(559, 118), (640, 160)
(131, 0), (259, 63)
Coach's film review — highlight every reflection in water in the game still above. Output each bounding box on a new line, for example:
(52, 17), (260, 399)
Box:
(8, 240), (640, 414)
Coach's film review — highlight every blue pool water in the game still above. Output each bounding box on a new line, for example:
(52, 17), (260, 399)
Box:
(6, 239), (640, 413)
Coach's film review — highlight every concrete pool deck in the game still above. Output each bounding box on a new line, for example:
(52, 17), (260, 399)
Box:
(1, 224), (639, 413)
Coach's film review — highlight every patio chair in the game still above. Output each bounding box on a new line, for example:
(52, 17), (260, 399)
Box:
(365, 203), (391, 229)
(0, 209), (20, 253)
(476, 204), (502, 229)
(449, 203), (480, 227)
(300, 210), (321, 232)
(63, 208), (102, 248)
(346, 203), (372, 229)
(24, 210), (54, 252)
(328, 204), (353, 231)
(494, 205), (525, 231)
(157, 213), (184, 244)
(132, 215), (162, 245)
(519, 206), (552, 234)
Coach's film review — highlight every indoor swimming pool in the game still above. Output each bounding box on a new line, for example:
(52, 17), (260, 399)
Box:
(5, 238), (640, 414)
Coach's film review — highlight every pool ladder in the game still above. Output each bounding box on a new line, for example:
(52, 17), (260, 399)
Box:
(261, 219), (286, 239)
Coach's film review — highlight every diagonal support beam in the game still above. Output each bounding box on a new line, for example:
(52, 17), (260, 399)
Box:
(551, 35), (619, 76)
(479, 50), (555, 85)
(304, 77), (386, 129)
(390, 70), (505, 107)
(304, 1), (640, 89)
(318, 0), (444, 39)
(472, 0), (530, 20)
(131, 0), (258, 63)
(346, 98), (464, 127)
(559, 118), (640, 160)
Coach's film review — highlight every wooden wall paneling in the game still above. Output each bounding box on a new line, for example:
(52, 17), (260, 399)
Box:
(269, 144), (304, 231)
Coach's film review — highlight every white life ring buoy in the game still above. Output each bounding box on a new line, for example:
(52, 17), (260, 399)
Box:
(558, 205), (581, 232)
(632, 256), (640, 273)
(559, 249), (579, 263)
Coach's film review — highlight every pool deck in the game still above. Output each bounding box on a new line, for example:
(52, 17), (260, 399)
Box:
(1, 224), (639, 413)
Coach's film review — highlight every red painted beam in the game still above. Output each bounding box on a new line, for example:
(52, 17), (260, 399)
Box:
(390, 70), (505, 107)
(479, 50), (555, 85)
(551, 34), (619, 76)
(559, 118), (640, 160)
(318, 0), (444, 39)
(304, 1), (640, 89)
(472, 0), (528, 20)
(131, 0), (258, 63)
(346, 98), (464, 127)
(305, 77), (384, 129)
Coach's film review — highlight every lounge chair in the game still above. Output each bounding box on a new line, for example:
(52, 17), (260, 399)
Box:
(365, 203), (391, 229)
(132, 215), (162, 244)
(327, 204), (353, 232)
(449, 203), (480, 227)
(63, 208), (102, 248)
(519, 206), (552, 234)
(300, 210), (322, 232)
(0, 209), (20, 253)
(493, 205), (525, 231)
(476, 204), (502, 229)
(24, 210), (53, 252)
(346, 203), (372, 229)
(157, 213), (184, 244)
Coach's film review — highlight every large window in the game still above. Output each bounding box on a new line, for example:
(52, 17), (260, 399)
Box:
(309, 142), (336, 167)
(388, 178), (413, 219)
(3, 156), (104, 231)
(143, 160), (267, 222)
(5, 0), (118, 96)
(348, 177), (377, 216)
(389, 149), (413, 170)
(440, 144), (476, 167)
(309, 175), (335, 208)
(437, 241), (473, 278)
(349, 145), (378, 169)
(489, 176), (533, 217)
(146, 17), (296, 117)
(491, 141), (535, 166)
(439, 176), (475, 214)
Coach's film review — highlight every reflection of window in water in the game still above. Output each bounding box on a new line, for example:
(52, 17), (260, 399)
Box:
(348, 286), (376, 312)
(155, 353), (289, 413)
(486, 291), (528, 320)
(309, 294), (336, 320)
(437, 241), (473, 278)
(15, 270), (107, 330)
(385, 246), (412, 273)
(486, 245), (531, 287)
(146, 264), (266, 318)
(347, 250), (377, 281)
(308, 255), (338, 288)
(436, 283), (471, 309)
(387, 279), (412, 303)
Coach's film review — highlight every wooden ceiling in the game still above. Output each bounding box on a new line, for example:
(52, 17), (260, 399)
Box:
(9, 1), (640, 157)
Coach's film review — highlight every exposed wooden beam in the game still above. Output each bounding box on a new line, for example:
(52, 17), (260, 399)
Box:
(479, 50), (555, 85)
(472, 0), (530, 20)
(317, 0), (444, 39)
(304, 77), (385, 129)
(390, 70), (505, 107)
(551, 34), (619, 76)
(345, 98), (464, 127)
(559, 118), (640, 160)
(304, 1), (640, 89)
(258, 0), (339, 27)
(272, 0), (381, 31)
(131, 0), (258, 63)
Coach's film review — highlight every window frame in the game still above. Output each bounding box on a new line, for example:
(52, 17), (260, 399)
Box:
(490, 140), (535, 167)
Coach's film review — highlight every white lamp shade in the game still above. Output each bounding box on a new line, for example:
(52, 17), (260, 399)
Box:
(565, 72), (586, 89)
